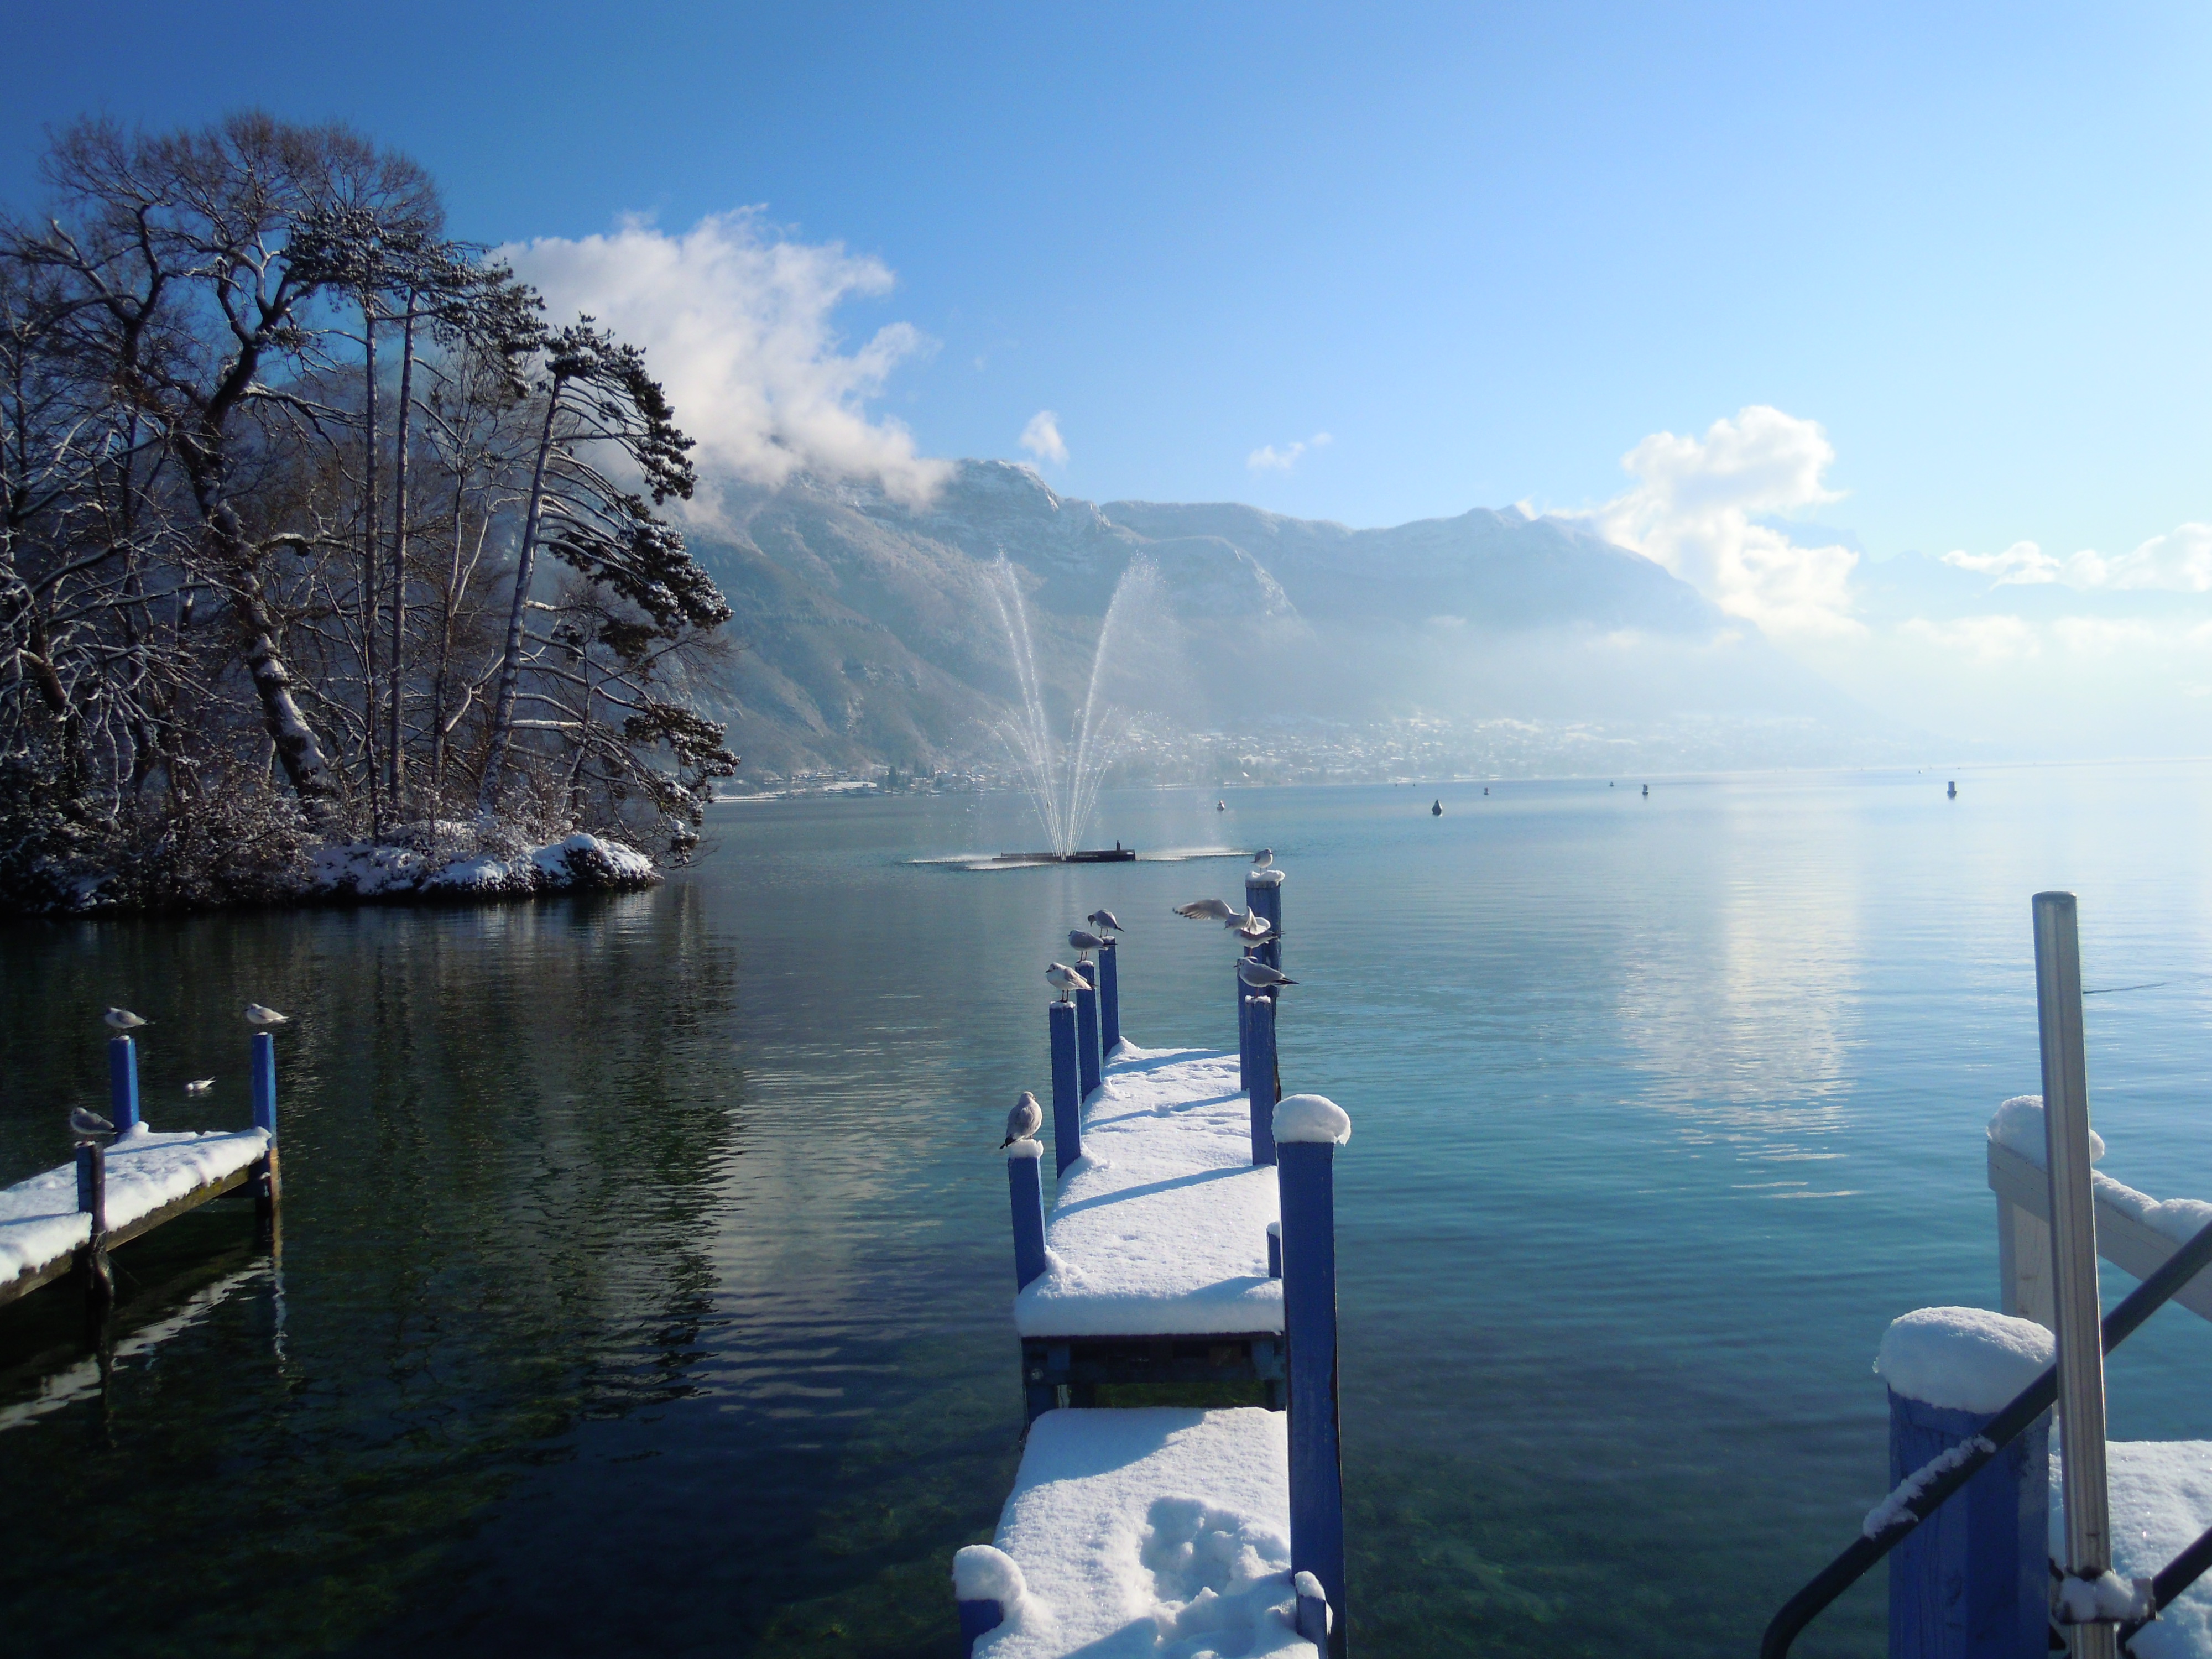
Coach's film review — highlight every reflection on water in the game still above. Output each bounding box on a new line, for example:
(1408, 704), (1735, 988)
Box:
(3, 767), (2212, 1656)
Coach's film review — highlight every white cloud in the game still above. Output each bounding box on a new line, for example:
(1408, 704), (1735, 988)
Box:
(1943, 524), (2212, 592)
(1247, 432), (1333, 473)
(1899, 614), (2041, 661)
(1590, 406), (1862, 638)
(2052, 616), (2159, 655)
(500, 210), (952, 508)
(1019, 410), (1068, 466)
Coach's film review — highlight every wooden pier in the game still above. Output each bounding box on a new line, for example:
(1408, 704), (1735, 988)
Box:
(0, 1031), (281, 1314)
(957, 864), (1348, 1656)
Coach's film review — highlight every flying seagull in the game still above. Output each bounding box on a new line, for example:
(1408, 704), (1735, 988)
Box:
(1229, 912), (1279, 943)
(1250, 848), (1274, 870)
(1045, 962), (1092, 1001)
(185, 1078), (214, 1096)
(1174, 898), (1235, 922)
(69, 1106), (114, 1140)
(1067, 928), (1107, 956)
(243, 1004), (289, 1027)
(103, 1007), (148, 1032)
(1086, 909), (1123, 935)
(1000, 1091), (1043, 1148)
(1237, 959), (1298, 992)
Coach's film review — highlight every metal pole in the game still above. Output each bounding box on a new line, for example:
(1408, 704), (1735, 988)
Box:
(1098, 937), (1121, 1055)
(107, 1035), (140, 1134)
(1048, 1001), (1082, 1176)
(2033, 890), (2115, 1658)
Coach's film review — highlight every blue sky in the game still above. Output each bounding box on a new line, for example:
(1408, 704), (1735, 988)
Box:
(8, 1), (2212, 749)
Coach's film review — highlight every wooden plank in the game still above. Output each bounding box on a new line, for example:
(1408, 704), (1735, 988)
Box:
(1987, 1139), (2212, 1324)
(0, 1161), (255, 1312)
(0, 1251), (78, 1309)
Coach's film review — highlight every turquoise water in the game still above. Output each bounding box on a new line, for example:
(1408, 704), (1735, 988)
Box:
(6, 763), (2212, 1655)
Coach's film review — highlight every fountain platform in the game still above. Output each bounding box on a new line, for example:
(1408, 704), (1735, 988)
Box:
(989, 848), (1136, 864)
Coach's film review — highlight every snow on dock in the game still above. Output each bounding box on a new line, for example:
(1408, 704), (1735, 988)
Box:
(0, 1125), (270, 1301)
(2054, 1440), (2212, 1659)
(1015, 1044), (1281, 1340)
(960, 1407), (1318, 1658)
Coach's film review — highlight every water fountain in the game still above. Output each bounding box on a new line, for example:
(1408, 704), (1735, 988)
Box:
(986, 554), (1157, 863)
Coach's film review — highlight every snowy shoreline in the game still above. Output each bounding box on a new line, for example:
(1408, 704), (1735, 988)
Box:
(6, 830), (661, 920)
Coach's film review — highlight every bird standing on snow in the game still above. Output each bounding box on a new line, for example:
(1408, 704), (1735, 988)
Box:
(243, 1004), (289, 1027)
(185, 1078), (214, 1096)
(1067, 928), (1106, 957)
(1000, 1091), (1043, 1147)
(103, 1008), (148, 1032)
(1174, 898), (1235, 922)
(1250, 848), (1273, 870)
(1237, 959), (1298, 992)
(69, 1106), (114, 1141)
(1045, 962), (1092, 1001)
(1086, 909), (1123, 935)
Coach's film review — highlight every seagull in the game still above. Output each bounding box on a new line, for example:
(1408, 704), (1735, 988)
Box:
(1237, 959), (1298, 992)
(103, 1008), (148, 1032)
(1175, 898), (1235, 922)
(243, 1004), (289, 1027)
(1045, 962), (1092, 1001)
(1067, 928), (1107, 956)
(1086, 909), (1123, 935)
(185, 1078), (214, 1096)
(1000, 1091), (1043, 1148)
(1229, 913), (1279, 943)
(69, 1106), (114, 1140)
(1250, 848), (1273, 870)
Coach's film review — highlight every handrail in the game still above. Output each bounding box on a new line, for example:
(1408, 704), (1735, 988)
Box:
(2119, 1523), (2212, 1649)
(1760, 1215), (2212, 1659)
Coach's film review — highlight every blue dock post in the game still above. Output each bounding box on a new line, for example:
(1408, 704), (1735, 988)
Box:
(1048, 1000), (1082, 1176)
(107, 1035), (140, 1134)
(1248, 867), (1285, 973)
(1238, 961), (1254, 1095)
(1275, 1092), (1350, 1657)
(74, 1140), (112, 1310)
(1884, 1333), (2051, 1657)
(249, 1029), (281, 1230)
(1006, 1141), (1048, 1290)
(1075, 972), (1103, 1101)
(953, 1547), (1023, 1655)
(1247, 994), (1279, 1165)
(1267, 1220), (1281, 1279)
(1097, 938), (1120, 1055)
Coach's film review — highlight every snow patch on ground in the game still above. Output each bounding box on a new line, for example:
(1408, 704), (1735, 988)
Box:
(975, 1407), (1316, 1659)
(1015, 1044), (1283, 1338)
(0, 1125), (270, 1286)
(2053, 1439), (2212, 1658)
(1875, 1307), (2054, 1413)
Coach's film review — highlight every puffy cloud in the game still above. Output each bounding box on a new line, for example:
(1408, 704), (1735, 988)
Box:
(1943, 524), (2212, 592)
(1591, 406), (1861, 638)
(500, 211), (952, 508)
(1899, 614), (2041, 661)
(1247, 432), (1333, 472)
(2053, 616), (2159, 655)
(1019, 410), (1068, 466)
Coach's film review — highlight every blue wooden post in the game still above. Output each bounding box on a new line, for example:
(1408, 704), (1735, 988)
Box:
(107, 1035), (140, 1134)
(1248, 869), (1284, 973)
(958, 1597), (1004, 1651)
(1048, 1000), (1082, 1177)
(250, 1031), (278, 1138)
(1267, 1220), (1282, 1279)
(1074, 973), (1103, 1100)
(953, 1547), (1021, 1654)
(1007, 1143), (1048, 1290)
(1238, 962), (1253, 1094)
(1247, 994), (1279, 1165)
(1888, 1387), (2049, 1658)
(1275, 1093), (1349, 1656)
(74, 1140), (112, 1308)
(1098, 938), (1121, 1055)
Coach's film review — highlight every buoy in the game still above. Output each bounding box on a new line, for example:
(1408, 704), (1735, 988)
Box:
(1947, 780), (1957, 800)
(1431, 799), (1443, 817)
(1217, 800), (1226, 811)
(1641, 784), (1648, 797)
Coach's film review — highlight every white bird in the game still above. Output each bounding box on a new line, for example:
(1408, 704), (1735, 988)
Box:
(243, 1004), (289, 1027)
(1238, 959), (1298, 991)
(1000, 1091), (1043, 1147)
(1067, 928), (1107, 956)
(69, 1106), (114, 1139)
(1230, 913), (1279, 943)
(1175, 898), (1235, 922)
(1086, 909), (1123, 935)
(185, 1078), (214, 1096)
(1250, 848), (1274, 869)
(1045, 962), (1092, 1001)
(103, 1007), (148, 1032)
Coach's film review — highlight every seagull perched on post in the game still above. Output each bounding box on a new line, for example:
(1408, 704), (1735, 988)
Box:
(243, 1004), (289, 1027)
(185, 1078), (214, 1096)
(1045, 962), (1092, 1001)
(1067, 928), (1106, 957)
(1000, 1091), (1043, 1148)
(1237, 959), (1298, 992)
(103, 1008), (148, 1032)
(1250, 848), (1274, 870)
(1174, 898), (1235, 922)
(1229, 912), (1279, 945)
(68, 1106), (114, 1141)
(1086, 909), (1123, 935)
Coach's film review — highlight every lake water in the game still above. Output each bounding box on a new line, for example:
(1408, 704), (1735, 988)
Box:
(7, 763), (2212, 1657)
